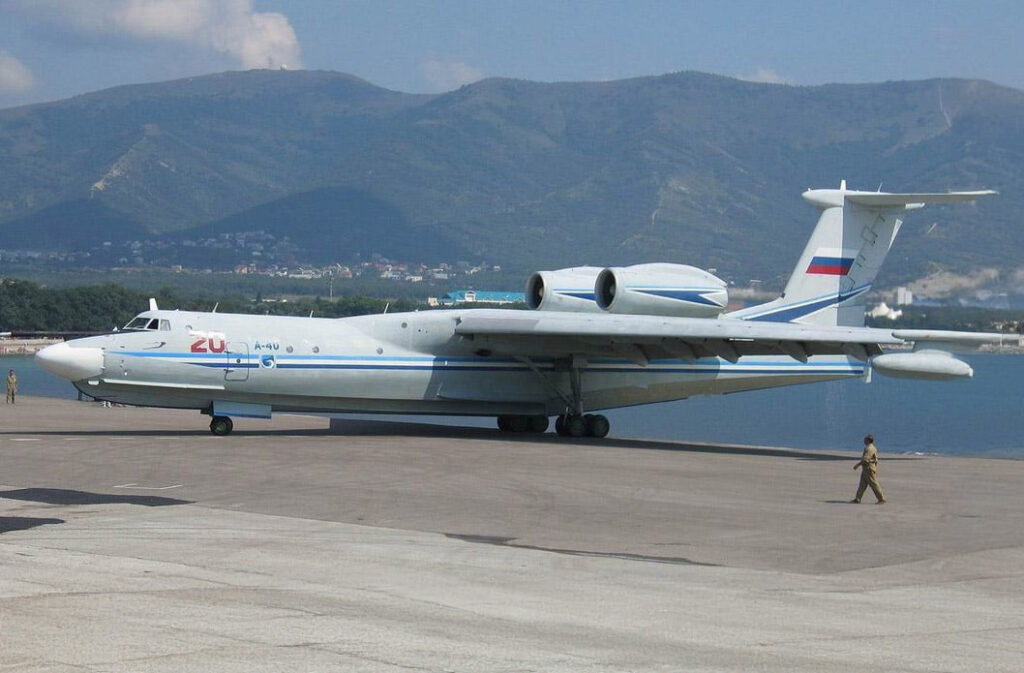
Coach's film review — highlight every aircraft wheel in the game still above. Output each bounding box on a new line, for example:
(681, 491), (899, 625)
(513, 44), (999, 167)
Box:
(508, 414), (529, 433)
(209, 416), (233, 436)
(565, 414), (587, 438)
(527, 415), (549, 433)
(497, 415), (511, 432)
(555, 414), (568, 436)
(586, 414), (610, 438)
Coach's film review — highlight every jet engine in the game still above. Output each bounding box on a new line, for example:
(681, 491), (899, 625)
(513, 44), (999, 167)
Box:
(528, 264), (606, 311)
(595, 263), (728, 318)
(525, 266), (604, 312)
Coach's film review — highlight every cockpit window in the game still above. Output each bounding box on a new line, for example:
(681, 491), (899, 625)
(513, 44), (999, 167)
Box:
(159, 319), (171, 331)
(123, 316), (162, 331)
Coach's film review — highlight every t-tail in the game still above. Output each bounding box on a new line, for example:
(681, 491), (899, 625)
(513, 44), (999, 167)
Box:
(727, 181), (996, 326)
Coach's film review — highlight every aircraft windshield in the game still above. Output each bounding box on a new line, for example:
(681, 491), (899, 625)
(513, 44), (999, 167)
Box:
(123, 316), (167, 331)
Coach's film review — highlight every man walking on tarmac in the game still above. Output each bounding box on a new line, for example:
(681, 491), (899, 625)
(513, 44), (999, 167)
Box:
(852, 434), (886, 504)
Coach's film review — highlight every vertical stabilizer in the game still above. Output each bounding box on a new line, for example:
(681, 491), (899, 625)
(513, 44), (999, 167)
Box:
(727, 183), (995, 326)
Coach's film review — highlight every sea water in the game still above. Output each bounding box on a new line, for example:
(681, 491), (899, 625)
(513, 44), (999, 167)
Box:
(4, 353), (1022, 458)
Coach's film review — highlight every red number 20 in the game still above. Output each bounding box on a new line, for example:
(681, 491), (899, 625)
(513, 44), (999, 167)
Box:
(190, 337), (226, 353)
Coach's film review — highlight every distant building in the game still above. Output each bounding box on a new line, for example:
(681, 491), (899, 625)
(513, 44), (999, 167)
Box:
(896, 286), (914, 306)
(440, 290), (524, 306)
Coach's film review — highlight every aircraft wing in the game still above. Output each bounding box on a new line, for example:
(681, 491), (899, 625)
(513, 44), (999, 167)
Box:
(455, 310), (902, 363)
(454, 310), (1014, 363)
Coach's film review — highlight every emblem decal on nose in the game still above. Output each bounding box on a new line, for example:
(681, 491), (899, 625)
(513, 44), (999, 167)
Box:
(260, 355), (276, 369)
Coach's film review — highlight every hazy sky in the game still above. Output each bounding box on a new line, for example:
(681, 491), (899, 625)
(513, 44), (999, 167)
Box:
(1, 0), (1021, 109)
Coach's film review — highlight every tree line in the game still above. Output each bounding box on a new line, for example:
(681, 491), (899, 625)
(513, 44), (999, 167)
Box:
(0, 278), (417, 333)
(4, 275), (1022, 335)
(867, 306), (1024, 333)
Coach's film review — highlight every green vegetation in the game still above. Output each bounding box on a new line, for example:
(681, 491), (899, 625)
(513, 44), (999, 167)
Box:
(868, 307), (1024, 334)
(4, 274), (1020, 336)
(1, 266), (525, 300)
(0, 278), (419, 332)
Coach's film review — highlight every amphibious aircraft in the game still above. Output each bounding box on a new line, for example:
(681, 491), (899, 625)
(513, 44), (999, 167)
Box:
(37, 182), (1010, 437)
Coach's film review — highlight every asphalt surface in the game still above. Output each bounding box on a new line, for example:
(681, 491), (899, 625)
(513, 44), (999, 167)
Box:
(2, 396), (1023, 671)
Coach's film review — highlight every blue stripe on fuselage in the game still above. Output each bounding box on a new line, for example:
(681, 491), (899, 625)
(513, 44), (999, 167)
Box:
(122, 351), (862, 377)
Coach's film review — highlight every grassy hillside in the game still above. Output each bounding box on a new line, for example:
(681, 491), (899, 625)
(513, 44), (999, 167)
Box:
(1, 70), (1021, 285)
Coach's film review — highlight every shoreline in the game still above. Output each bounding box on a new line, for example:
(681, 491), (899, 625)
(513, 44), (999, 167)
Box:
(0, 338), (61, 355)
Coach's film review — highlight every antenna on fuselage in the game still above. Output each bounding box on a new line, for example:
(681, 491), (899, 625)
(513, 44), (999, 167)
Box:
(309, 310), (314, 318)
(383, 302), (390, 314)
(149, 298), (158, 311)
(212, 303), (219, 313)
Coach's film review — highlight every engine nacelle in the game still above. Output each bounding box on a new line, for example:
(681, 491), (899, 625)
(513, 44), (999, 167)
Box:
(595, 263), (728, 318)
(525, 266), (604, 312)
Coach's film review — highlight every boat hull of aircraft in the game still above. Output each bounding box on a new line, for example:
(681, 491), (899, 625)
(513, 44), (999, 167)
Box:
(51, 310), (865, 418)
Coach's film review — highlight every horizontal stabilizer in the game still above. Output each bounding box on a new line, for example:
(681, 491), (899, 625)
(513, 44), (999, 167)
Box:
(802, 187), (997, 209)
(846, 190), (997, 208)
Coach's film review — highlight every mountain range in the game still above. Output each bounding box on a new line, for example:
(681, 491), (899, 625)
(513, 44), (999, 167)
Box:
(1, 69), (1022, 286)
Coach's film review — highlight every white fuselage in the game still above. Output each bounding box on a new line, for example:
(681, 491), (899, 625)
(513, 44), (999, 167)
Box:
(56, 308), (865, 416)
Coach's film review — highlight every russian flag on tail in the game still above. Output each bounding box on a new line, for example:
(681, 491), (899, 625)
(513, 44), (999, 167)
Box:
(806, 248), (857, 275)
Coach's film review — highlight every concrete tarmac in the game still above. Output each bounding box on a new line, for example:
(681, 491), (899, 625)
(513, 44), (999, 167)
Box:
(2, 396), (1023, 672)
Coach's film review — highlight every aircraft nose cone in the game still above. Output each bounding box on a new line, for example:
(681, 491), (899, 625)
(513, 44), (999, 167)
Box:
(35, 342), (105, 381)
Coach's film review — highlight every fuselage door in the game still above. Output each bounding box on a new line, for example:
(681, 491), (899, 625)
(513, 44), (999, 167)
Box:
(225, 342), (250, 381)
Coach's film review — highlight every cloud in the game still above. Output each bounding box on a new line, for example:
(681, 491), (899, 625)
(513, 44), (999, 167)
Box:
(420, 59), (484, 92)
(7, 0), (302, 69)
(739, 67), (793, 85)
(0, 52), (35, 92)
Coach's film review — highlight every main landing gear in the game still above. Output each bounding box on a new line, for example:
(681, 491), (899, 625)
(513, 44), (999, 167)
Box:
(503, 354), (612, 439)
(209, 415), (234, 436)
(496, 414), (549, 434)
(554, 413), (610, 438)
(495, 413), (610, 438)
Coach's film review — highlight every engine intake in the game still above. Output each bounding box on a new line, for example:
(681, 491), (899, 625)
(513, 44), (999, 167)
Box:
(525, 266), (604, 312)
(595, 263), (728, 318)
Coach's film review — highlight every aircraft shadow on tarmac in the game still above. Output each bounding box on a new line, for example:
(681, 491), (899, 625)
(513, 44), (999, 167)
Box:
(1, 419), (921, 462)
(326, 419), (921, 462)
(0, 516), (65, 534)
(0, 488), (192, 508)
